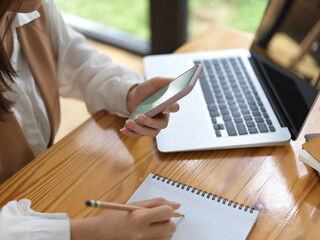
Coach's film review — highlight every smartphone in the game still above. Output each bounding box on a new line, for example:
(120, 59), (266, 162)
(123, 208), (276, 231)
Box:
(125, 64), (203, 128)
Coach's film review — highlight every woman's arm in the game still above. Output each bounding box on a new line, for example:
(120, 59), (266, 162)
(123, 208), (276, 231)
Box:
(0, 199), (70, 240)
(70, 198), (180, 240)
(44, 0), (144, 117)
(0, 198), (179, 240)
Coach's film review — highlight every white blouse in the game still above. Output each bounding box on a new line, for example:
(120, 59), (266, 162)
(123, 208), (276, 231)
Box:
(0, 199), (70, 240)
(0, 0), (144, 239)
(5, 0), (144, 156)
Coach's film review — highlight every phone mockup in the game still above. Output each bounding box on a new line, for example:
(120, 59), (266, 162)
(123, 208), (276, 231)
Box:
(125, 64), (203, 128)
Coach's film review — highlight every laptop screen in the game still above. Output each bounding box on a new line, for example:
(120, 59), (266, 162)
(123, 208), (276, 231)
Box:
(250, 0), (319, 138)
(251, 0), (320, 88)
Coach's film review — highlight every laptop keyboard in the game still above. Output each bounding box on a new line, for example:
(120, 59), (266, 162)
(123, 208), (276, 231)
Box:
(194, 57), (276, 137)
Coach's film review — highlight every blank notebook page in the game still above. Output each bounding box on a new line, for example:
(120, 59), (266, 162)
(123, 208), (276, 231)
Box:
(127, 174), (259, 240)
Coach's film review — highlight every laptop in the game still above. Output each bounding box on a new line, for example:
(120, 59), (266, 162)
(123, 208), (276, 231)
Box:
(143, 0), (319, 152)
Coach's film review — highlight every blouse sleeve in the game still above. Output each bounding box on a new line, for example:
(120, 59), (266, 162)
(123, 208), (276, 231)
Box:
(44, 0), (145, 117)
(0, 199), (70, 240)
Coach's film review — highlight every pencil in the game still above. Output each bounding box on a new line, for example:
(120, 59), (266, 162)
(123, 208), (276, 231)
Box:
(86, 200), (184, 218)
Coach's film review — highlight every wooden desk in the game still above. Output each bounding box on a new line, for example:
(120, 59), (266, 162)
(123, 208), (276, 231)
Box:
(1, 26), (319, 239)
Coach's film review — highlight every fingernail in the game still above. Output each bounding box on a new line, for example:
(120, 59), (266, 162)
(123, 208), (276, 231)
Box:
(120, 128), (127, 133)
(136, 114), (147, 122)
(126, 120), (135, 128)
(168, 200), (181, 206)
(163, 109), (169, 114)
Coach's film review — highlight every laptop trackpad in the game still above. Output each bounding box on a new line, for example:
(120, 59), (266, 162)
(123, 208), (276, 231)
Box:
(156, 82), (215, 152)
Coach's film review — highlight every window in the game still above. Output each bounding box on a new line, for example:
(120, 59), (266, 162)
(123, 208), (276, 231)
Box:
(188, 0), (268, 39)
(54, 0), (268, 55)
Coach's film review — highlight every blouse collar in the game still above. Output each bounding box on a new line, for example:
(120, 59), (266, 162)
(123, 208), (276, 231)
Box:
(9, 10), (40, 29)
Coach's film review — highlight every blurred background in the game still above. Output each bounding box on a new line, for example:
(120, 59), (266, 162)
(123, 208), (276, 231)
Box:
(55, 0), (267, 40)
(53, 0), (319, 142)
(54, 0), (268, 54)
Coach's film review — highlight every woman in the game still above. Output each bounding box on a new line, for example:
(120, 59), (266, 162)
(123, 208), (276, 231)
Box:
(0, 0), (180, 239)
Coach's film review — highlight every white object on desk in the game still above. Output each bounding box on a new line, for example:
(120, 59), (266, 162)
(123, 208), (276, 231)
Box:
(127, 173), (259, 240)
(299, 149), (320, 172)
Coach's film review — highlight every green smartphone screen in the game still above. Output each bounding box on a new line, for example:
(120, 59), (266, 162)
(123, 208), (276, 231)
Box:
(129, 66), (198, 120)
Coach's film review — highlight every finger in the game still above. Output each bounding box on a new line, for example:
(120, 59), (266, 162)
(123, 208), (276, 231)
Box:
(143, 205), (175, 223)
(125, 120), (160, 137)
(131, 198), (181, 210)
(136, 77), (174, 103)
(148, 77), (174, 93)
(162, 103), (180, 114)
(136, 114), (169, 130)
(151, 220), (176, 237)
(119, 128), (142, 137)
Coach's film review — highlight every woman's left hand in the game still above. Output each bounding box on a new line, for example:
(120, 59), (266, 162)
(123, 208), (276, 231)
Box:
(120, 77), (180, 137)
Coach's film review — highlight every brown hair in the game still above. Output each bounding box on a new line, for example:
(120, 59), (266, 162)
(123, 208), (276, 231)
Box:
(0, 1), (22, 121)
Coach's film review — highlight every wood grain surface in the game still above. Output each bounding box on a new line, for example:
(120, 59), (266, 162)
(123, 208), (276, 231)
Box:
(1, 26), (319, 239)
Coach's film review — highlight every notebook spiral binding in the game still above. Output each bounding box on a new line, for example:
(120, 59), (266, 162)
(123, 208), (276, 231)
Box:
(152, 174), (255, 213)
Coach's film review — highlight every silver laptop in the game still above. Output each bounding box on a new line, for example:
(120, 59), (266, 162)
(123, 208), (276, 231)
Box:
(143, 0), (319, 152)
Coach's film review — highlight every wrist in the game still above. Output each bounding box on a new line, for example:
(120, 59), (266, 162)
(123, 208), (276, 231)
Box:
(70, 218), (95, 240)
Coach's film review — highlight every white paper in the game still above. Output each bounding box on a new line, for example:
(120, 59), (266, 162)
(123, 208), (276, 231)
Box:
(127, 174), (259, 240)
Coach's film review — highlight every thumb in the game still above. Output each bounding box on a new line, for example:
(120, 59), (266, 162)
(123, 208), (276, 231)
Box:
(140, 77), (174, 95)
(130, 198), (181, 210)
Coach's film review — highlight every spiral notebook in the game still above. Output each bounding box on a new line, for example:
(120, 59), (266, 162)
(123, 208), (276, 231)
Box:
(127, 173), (259, 240)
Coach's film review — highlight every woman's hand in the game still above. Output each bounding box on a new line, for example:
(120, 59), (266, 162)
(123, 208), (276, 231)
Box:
(70, 198), (180, 240)
(121, 77), (180, 137)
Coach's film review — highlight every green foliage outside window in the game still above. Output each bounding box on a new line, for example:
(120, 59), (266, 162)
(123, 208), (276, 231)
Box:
(54, 0), (268, 40)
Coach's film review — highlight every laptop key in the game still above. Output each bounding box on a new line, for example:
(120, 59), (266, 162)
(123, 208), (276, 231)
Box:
(252, 111), (261, 117)
(255, 117), (264, 123)
(239, 103), (247, 109)
(225, 122), (237, 136)
(244, 115), (253, 121)
(266, 119), (273, 125)
(246, 121), (255, 127)
(236, 124), (248, 135)
(219, 104), (228, 110)
(241, 109), (250, 115)
(208, 104), (218, 112)
(250, 105), (259, 111)
(249, 127), (258, 134)
(269, 125), (275, 132)
(227, 100), (236, 106)
(237, 98), (246, 104)
(221, 109), (230, 115)
(257, 100), (264, 106)
(217, 97), (226, 103)
(213, 124), (220, 130)
(210, 111), (220, 117)
(230, 106), (239, 111)
(231, 111), (241, 117)
(234, 117), (243, 123)
(215, 130), (222, 137)
(257, 123), (269, 133)
(223, 115), (232, 122)
(200, 81), (215, 104)
(247, 100), (255, 105)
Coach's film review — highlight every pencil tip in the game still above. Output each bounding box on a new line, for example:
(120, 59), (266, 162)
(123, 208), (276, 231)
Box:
(85, 200), (92, 206)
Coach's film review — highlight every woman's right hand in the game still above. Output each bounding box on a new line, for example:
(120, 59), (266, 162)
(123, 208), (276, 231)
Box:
(70, 198), (181, 240)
